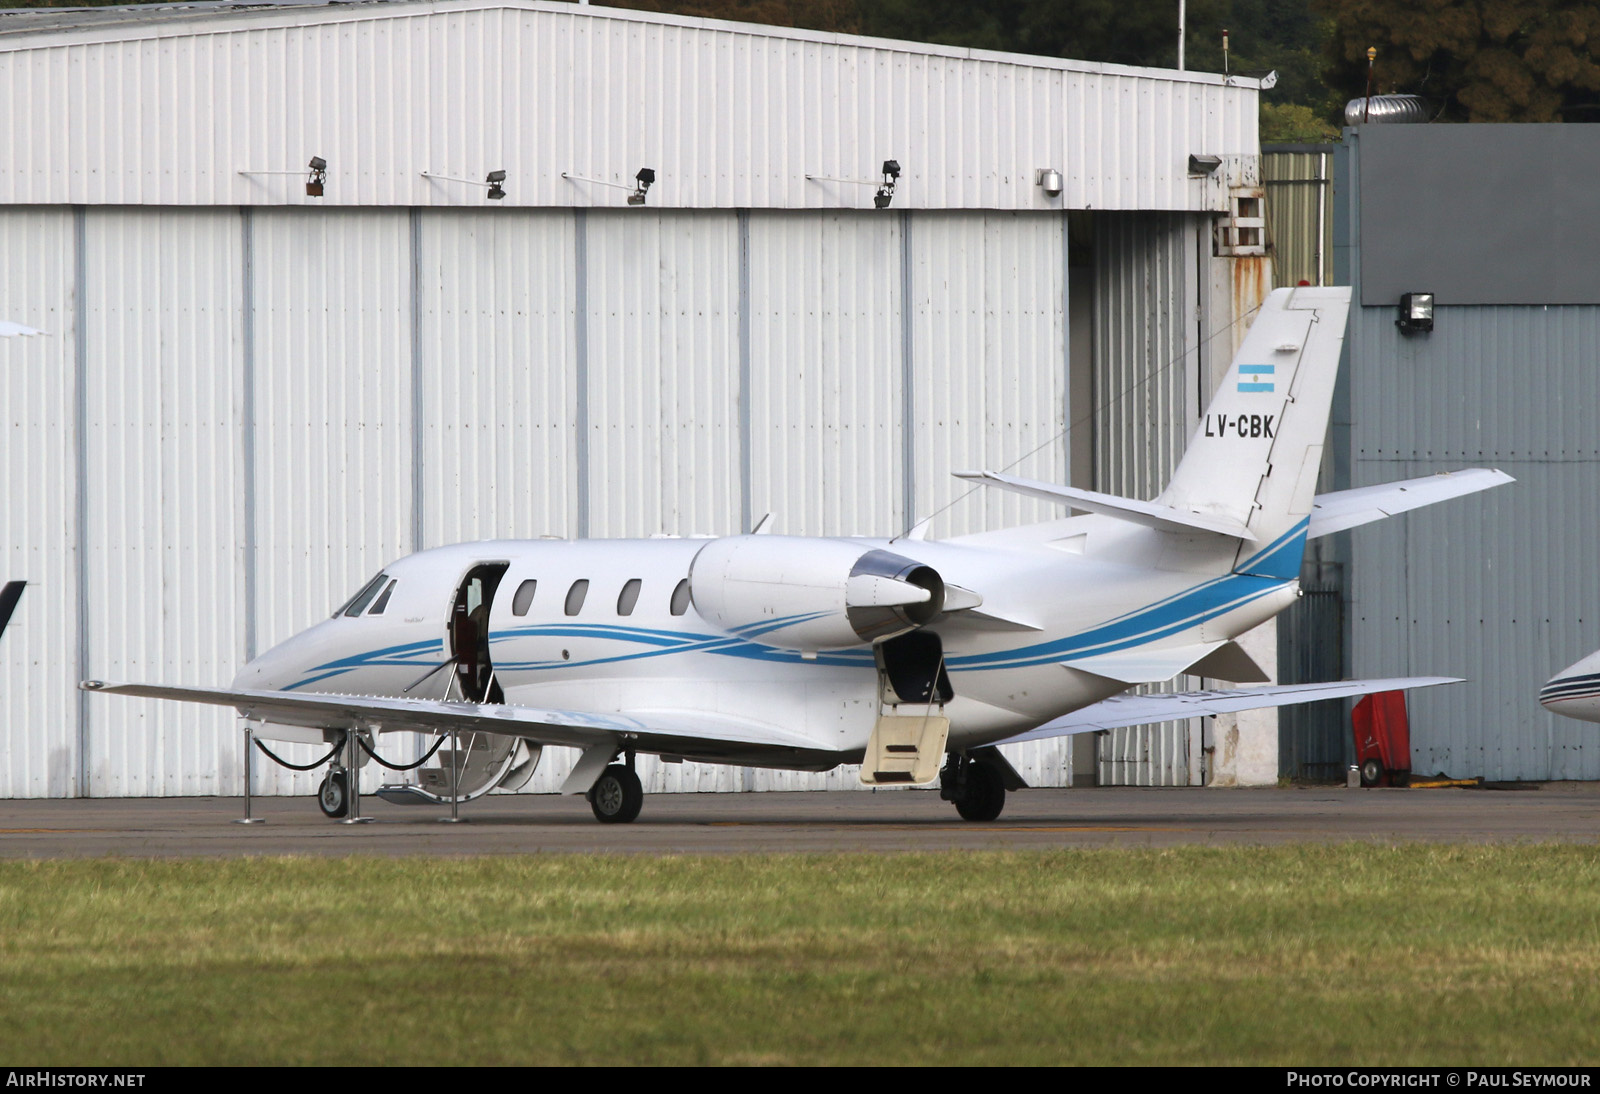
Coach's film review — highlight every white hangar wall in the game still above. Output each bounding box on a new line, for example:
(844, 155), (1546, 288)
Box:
(0, 0), (1259, 212)
(0, 1), (1267, 798)
(0, 202), (1103, 798)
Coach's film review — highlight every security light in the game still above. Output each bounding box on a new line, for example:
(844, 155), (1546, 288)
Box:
(874, 160), (901, 209)
(628, 167), (656, 205)
(306, 156), (328, 197)
(1037, 168), (1063, 197)
(486, 169), (507, 200)
(1396, 292), (1434, 335)
(1188, 154), (1222, 176)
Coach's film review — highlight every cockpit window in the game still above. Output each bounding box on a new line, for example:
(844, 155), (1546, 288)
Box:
(368, 580), (397, 615)
(336, 572), (388, 618)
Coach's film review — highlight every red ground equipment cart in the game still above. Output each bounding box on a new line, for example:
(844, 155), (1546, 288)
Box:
(1352, 690), (1411, 787)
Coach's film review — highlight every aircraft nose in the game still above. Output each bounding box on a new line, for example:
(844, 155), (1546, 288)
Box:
(1540, 651), (1600, 724)
(232, 625), (328, 692)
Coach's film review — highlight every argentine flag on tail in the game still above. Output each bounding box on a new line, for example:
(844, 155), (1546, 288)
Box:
(1238, 364), (1275, 392)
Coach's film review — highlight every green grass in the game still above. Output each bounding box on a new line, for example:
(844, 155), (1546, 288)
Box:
(4, 845), (1600, 1065)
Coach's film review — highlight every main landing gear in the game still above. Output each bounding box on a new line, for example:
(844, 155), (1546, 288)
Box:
(588, 757), (644, 824)
(940, 753), (1008, 822)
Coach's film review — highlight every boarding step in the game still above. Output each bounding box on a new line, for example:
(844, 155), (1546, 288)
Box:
(859, 712), (949, 786)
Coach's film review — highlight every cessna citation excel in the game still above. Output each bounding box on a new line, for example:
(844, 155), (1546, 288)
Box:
(84, 287), (1511, 824)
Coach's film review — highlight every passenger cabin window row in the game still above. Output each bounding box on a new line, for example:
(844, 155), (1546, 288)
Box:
(507, 577), (692, 618)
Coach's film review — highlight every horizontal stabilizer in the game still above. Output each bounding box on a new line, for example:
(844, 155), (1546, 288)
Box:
(953, 470), (1257, 541)
(996, 677), (1461, 745)
(1309, 469), (1514, 538)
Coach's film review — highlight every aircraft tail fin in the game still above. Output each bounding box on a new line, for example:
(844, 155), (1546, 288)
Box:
(1157, 286), (1351, 580)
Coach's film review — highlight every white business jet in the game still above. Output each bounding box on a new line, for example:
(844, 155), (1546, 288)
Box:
(1540, 652), (1600, 724)
(82, 287), (1511, 823)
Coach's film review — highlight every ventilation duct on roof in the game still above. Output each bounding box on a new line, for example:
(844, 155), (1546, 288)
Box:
(1344, 95), (1430, 126)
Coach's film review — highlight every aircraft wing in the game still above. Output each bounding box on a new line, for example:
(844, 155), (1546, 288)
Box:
(1309, 469), (1513, 538)
(78, 680), (823, 755)
(994, 677), (1461, 745)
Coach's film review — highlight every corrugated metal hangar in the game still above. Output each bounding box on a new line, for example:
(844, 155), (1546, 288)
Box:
(1334, 124), (1600, 783)
(0, 0), (1274, 799)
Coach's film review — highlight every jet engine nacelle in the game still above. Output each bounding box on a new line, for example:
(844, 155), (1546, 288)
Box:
(689, 536), (946, 651)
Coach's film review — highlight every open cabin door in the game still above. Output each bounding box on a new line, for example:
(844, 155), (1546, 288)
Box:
(448, 562), (509, 704)
(376, 559), (538, 808)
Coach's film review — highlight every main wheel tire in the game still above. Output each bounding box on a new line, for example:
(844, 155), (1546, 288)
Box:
(1360, 758), (1384, 788)
(317, 770), (349, 819)
(954, 761), (1007, 822)
(589, 764), (643, 824)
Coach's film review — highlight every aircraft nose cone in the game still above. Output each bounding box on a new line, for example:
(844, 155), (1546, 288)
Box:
(1541, 651), (1600, 724)
(232, 626), (327, 692)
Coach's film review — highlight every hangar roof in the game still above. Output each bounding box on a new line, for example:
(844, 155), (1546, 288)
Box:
(0, 0), (1262, 210)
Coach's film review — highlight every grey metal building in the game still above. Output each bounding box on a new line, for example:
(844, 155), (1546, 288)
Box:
(1320, 124), (1600, 782)
(0, 0), (1277, 798)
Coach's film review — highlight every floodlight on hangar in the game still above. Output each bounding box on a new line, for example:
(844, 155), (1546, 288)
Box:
(629, 168), (656, 205)
(804, 159), (903, 210)
(561, 168), (658, 206)
(238, 156), (330, 198)
(306, 157), (327, 197)
(420, 169), (509, 201)
(1396, 292), (1434, 335)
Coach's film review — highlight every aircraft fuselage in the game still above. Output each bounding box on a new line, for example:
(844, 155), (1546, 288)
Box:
(237, 524), (1299, 765)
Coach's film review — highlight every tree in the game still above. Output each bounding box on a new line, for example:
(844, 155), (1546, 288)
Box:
(1318, 0), (1600, 121)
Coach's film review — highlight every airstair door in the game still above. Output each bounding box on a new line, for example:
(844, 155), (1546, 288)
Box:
(448, 562), (509, 703)
(861, 631), (952, 786)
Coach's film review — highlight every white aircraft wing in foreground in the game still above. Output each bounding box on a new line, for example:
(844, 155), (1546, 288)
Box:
(83, 286), (1512, 826)
(81, 679), (826, 768)
(996, 678), (1461, 745)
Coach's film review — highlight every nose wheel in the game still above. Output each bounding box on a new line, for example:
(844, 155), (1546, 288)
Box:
(317, 769), (350, 819)
(588, 764), (643, 824)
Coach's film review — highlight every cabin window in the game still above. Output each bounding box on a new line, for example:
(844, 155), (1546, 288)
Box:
(368, 580), (398, 615)
(617, 578), (642, 616)
(511, 579), (537, 616)
(337, 572), (387, 618)
(564, 579), (590, 616)
(670, 578), (691, 616)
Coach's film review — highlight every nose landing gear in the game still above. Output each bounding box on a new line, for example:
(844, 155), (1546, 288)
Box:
(317, 768), (350, 819)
